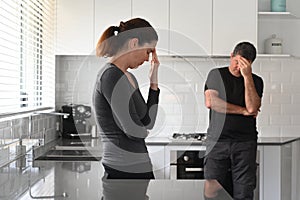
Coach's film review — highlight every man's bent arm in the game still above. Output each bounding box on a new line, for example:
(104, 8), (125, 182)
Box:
(205, 89), (254, 116)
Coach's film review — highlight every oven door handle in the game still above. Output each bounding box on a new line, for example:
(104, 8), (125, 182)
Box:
(185, 167), (204, 172)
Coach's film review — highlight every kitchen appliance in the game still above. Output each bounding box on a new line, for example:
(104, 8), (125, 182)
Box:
(170, 133), (207, 143)
(169, 132), (207, 179)
(264, 34), (283, 54)
(170, 150), (205, 179)
(62, 104), (91, 138)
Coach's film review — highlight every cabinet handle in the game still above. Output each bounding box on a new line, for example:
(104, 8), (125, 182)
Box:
(185, 167), (204, 172)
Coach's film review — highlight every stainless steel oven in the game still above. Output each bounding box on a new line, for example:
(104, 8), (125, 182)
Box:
(170, 150), (205, 179)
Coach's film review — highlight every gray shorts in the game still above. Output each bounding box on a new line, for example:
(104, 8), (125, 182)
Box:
(204, 140), (257, 200)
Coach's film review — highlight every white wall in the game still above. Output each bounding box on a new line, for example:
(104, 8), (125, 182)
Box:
(55, 56), (300, 138)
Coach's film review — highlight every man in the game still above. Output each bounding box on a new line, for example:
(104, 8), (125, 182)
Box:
(203, 42), (264, 200)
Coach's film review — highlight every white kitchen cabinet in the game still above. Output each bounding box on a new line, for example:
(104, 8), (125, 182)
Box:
(258, 0), (300, 56)
(169, 0), (212, 56)
(94, 0), (131, 49)
(56, 0), (94, 55)
(260, 140), (300, 200)
(212, 0), (257, 56)
(132, 0), (169, 55)
(147, 145), (165, 179)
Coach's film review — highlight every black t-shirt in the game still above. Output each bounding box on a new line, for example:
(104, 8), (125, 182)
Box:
(204, 67), (264, 141)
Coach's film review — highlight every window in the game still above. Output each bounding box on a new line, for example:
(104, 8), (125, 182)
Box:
(0, 0), (55, 115)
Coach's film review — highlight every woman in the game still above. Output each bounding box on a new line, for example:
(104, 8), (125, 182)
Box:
(93, 18), (160, 179)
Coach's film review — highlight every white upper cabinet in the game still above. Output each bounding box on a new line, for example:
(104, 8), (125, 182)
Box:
(132, 0), (169, 55)
(212, 0), (257, 56)
(170, 0), (212, 56)
(94, 0), (132, 52)
(56, 0), (94, 55)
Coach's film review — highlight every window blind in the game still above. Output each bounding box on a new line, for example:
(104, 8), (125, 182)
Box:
(0, 0), (55, 115)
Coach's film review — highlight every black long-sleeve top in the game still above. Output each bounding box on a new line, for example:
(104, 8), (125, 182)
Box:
(92, 63), (160, 173)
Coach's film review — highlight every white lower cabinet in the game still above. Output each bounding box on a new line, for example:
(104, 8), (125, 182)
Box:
(147, 145), (165, 179)
(259, 140), (300, 200)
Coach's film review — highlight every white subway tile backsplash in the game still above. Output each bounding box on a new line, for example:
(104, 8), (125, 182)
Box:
(260, 126), (281, 137)
(280, 126), (300, 137)
(265, 83), (282, 94)
(175, 104), (196, 115)
(184, 71), (206, 83)
(260, 60), (281, 72)
(270, 93), (292, 104)
(0, 129), (3, 139)
(261, 104), (281, 114)
(55, 56), (300, 137)
(182, 115), (203, 126)
(0, 121), (8, 129)
(3, 127), (11, 139)
(12, 126), (21, 139)
(161, 93), (185, 104)
(282, 84), (300, 93)
(173, 61), (197, 72)
(291, 115), (300, 125)
(291, 72), (300, 82)
(270, 72), (292, 83)
(292, 94), (300, 104)
(150, 126), (174, 137)
(159, 67), (187, 84)
(261, 104), (282, 115)
(173, 83), (195, 93)
(270, 115), (291, 125)
(281, 104), (300, 115)
(282, 58), (300, 71)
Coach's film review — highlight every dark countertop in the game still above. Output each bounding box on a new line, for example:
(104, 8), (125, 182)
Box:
(0, 153), (232, 200)
(257, 137), (300, 145)
(145, 136), (300, 146)
(2, 136), (299, 199)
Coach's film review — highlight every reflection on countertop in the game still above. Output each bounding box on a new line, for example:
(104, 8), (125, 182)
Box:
(0, 150), (232, 200)
(32, 137), (103, 161)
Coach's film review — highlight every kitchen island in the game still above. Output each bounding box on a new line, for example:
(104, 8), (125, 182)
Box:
(0, 154), (232, 200)
(1, 136), (299, 200)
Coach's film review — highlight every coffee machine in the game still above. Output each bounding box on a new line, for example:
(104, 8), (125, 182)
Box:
(61, 104), (91, 138)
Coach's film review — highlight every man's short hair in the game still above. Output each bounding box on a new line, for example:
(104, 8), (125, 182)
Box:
(233, 42), (257, 62)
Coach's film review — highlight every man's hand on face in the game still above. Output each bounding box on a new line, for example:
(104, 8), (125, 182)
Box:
(238, 57), (252, 78)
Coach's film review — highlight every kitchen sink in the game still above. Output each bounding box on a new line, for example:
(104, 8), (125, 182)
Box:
(35, 149), (102, 161)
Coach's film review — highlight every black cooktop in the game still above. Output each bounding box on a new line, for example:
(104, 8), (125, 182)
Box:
(172, 133), (207, 141)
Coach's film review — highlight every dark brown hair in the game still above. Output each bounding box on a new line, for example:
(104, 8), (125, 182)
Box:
(96, 18), (158, 57)
(233, 41), (257, 62)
